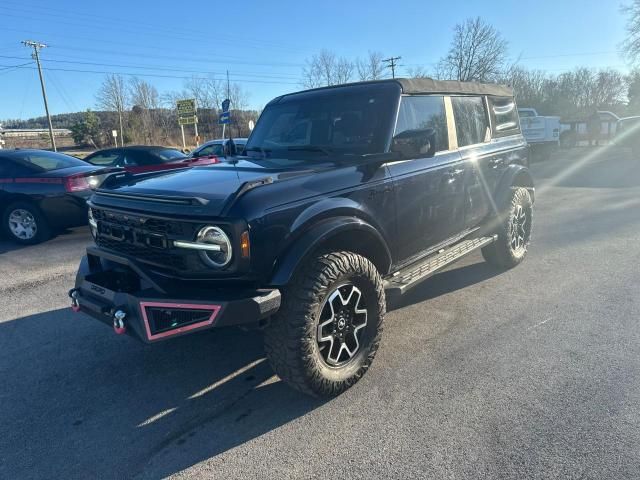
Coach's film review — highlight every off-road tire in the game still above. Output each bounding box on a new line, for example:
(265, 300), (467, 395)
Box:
(264, 251), (385, 397)
(2, 201), (51, 245)
(482, 187), (532, 269)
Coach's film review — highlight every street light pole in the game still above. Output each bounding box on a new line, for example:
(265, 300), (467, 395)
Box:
(22, 40), (56, 151)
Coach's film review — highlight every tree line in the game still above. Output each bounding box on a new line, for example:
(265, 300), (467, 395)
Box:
(7, 7), (640, 147)
(301, 15), (639, 120)
(3, 75), (258, 149)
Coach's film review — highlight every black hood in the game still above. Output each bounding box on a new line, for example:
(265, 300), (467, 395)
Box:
(92, 159), (314, 217)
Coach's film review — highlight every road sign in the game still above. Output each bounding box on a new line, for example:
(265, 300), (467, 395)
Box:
(221, 99), (230, 113)
(177, 99), (196, 117)
(219, 112), (230, 124)
(111, 130), (117, 137)
(178, 115), (198, 125)
(248, 120), (255, 131)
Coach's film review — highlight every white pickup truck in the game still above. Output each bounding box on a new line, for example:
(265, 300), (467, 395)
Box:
(518, 108), (561, 160)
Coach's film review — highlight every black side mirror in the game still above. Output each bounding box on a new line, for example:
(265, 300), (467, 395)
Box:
(391, 128), (436, 159)
(224, 139), (237, 157)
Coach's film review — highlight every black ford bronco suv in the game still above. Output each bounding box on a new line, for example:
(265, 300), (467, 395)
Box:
(70, 78), (533, 397)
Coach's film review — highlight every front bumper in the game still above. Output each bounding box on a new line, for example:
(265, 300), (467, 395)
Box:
(70, 247), (281, 343)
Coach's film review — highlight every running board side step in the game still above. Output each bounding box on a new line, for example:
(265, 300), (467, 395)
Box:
(384, 235), (497, 297)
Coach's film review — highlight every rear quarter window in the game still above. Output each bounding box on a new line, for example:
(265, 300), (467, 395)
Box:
(451, 96), (490, 147)
(489, 97), (521, 137)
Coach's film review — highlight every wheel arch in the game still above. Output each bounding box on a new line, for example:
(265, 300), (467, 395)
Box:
(269, 216), (392, 287)
(496, 164), (535, 205)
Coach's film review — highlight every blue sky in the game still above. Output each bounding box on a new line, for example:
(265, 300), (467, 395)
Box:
(0, 0), (628, 120)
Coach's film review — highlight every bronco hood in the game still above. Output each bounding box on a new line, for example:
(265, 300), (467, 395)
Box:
(91, 160), (311, 217)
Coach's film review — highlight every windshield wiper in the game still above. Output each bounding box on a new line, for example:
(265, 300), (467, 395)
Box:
(287, 145), (332, 155)
(244, 146), (271, 156)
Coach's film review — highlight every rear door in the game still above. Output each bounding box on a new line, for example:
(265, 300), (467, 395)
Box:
(450, 95), (495, 228)
(458, 96), (524, 228)
(387, 95), (465, 264)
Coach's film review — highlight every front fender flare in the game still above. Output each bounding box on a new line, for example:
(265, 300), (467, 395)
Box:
(269, 217), (392, 287)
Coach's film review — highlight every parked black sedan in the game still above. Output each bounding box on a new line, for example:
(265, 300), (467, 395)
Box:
(0, 149), (115, 244)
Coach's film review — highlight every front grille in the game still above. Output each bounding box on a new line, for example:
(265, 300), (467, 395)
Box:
(91, 207), (204, 272)
(97, 237), (188, 270)
(92, 208), (189, 236)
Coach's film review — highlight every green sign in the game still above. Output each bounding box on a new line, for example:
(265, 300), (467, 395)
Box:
(178, 115), (198, 125)
(176, 99), (196, 117)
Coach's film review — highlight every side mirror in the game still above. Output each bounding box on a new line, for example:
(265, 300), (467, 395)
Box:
(224, 139), (237, 157)
(391, 128), (436, 159)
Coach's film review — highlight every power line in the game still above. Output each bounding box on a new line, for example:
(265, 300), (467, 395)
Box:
(382, 56), (402, 79)
(0, 5), (308, 55)
(0, 54), (301, 80)
(22, 40), (56, 151)
(0, 62), (301, 85)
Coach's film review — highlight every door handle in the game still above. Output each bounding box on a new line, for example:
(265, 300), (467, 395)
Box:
(489, 158), (506, 169)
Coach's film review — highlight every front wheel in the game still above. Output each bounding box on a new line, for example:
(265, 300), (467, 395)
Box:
(482, 187), (533, 269)
(2, 202), (51, 245)
(264, 251), (385, 397)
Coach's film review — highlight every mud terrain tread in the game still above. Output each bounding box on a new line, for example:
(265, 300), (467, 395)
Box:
(264, 251), (385, 397)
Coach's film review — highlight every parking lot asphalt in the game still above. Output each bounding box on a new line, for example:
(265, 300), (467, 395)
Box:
(1, 147), (639, 479)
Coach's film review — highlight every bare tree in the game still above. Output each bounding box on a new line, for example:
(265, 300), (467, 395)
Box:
(95, 74), (128, 144)
(356, 51), (385, 81)
(623, 1), (640, 63)
(129, 77), (160, 144)
(302, 49), (354, 88)
(437, 17), (508, 82)
(406, 66), (432, 79)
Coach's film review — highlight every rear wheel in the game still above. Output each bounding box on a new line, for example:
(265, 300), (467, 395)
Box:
(482, 187), (532, 269)
(264, 251), (385, 397)
(2, 202), (51, 245)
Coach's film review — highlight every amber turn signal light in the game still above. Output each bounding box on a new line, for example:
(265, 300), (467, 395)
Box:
(240, 230), (250, 258)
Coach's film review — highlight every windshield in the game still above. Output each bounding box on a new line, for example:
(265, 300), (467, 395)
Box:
(244, 83), (399, 163)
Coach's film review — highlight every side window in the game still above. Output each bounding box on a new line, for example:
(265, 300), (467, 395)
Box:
(395, 96), (449, 152)
(88, 152), (120, 166)
(451, 96), (490, 147)
(488, 96), (521, 136)
(196, 144), (224, 157)
(121, 151), (147, 166)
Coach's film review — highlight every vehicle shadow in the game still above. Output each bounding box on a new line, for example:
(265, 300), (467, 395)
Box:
(388, 259), (503, 312)
(0, 238), (28, 254)
(534, 146), (640, 189)
(0, 307), (324, 479)
(0, 227), (88, 254)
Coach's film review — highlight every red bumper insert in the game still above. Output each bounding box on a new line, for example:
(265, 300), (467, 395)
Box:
(139, 301), (221, 341)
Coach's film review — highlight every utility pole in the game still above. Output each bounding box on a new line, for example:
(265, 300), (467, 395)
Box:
(226, 70), (230, 141)
(382, 56), (402, 79)
(22, 40), (56, 151)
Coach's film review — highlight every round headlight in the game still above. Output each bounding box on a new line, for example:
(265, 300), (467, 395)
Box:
(88, 208), (98, 239)
(196, 226), (232, 268)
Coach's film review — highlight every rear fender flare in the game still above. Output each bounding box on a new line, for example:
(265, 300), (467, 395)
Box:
(495, 164), (535, 207)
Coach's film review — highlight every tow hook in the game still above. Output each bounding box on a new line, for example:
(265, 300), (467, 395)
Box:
(113, 310), (127, 335)
(69, 289), (80, 312)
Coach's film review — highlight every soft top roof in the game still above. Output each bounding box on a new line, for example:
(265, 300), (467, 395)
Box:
(277, 78), (514, 101)
(395, 78), (513, 97)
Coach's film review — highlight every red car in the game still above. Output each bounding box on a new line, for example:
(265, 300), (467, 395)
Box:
(83, 146), (218, 174)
